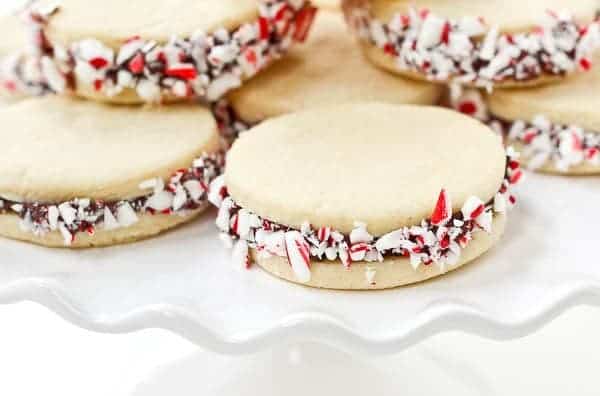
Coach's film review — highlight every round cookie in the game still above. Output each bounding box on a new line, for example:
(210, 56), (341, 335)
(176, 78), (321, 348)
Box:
(210, 103), (522, 290)
(0, 97), (223, 248)
(487, 69), (600, 175)
(342, 0), (600, 88)
(226, 11), (443, 125)
(10, 0), (317, 103)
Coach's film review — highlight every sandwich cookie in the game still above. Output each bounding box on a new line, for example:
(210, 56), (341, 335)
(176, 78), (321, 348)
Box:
(216, 11), (443, 142)
(342, 0), (600, 89)
(4, 0), (317, 104)
(209, 103), (522, 290)
(485, 69), (600, 174)
(0, 97), (223, 247)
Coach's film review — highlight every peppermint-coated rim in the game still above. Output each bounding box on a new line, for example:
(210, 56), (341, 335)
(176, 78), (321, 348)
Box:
(344, 4), (600, 88)
(208, 150), (522, 283)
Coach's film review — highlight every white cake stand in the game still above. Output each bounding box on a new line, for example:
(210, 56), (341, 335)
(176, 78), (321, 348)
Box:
(1, 173), (598, 355)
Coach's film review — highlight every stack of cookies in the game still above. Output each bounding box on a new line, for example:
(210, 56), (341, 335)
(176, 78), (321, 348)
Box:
(0, 0), (316, 247)
(208, 0), (595, 289)
(0, 1), (595, 291)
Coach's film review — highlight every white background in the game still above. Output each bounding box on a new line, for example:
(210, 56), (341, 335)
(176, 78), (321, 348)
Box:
(0, 302), (598, 395)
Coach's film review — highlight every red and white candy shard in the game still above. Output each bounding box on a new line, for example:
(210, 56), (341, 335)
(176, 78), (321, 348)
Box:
(211, 150), (522, 283)
(285, 230), (312, 283)
(431, 189), (452, 226)
(450, 86), (489, 121)
(347, 6), (600, 87)
(9, 0), (316, 102)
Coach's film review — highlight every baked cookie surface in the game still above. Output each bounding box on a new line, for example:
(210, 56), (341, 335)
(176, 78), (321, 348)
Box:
(38, 0), (260, 49)
(227, 12), (443, 124)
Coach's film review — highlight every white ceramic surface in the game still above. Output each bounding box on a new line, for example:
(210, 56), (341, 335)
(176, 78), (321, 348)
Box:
(0, 174), (599, 355)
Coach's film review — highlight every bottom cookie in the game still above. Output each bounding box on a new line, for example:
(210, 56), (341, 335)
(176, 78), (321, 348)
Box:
(253, 214), (506, 290)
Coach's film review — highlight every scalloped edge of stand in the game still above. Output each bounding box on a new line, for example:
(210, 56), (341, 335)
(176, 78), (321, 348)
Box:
(1, 277), (599, 355)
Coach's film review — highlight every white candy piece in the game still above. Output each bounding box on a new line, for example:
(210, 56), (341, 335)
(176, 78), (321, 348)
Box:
(58, 203), (77, 226)
(58, 223), (73, 246)
(461, 196), (485, 220)
(285, 231), (312, 283)
(208, 175), (226, 207)
(47, 205), (59, 231)
(417, 14), (445, 50)
(145, 190), (174, 212)
(116, 202), (138, 227)
(184, 180), (204, 202)
(232, 240), (250, 269)
(103, 207), (120, 230)
(350, 222), (374, 244)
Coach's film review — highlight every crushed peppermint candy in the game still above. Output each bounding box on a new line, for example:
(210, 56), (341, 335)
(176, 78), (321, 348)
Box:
(448, 88), (600, 171)
(2, 1), (317, 102)
(212, 99), (253, 145)
(0, 153), (224, 246)
(345, 5), (600, 88)
(0, 53), (54, 96)
(490, 115), (600, 171)
(208, 150), (522, 283)
(449, 84), (489, 121)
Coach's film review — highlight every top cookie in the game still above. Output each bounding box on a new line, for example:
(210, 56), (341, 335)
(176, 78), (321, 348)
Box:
(0, 97), (219, 202)
(488, 68), (600, 131)
(39, 0), (260, 49)
(370, 0), (598, 33)
(226, 103), (506, 236)
(228, 12), (443, 123)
